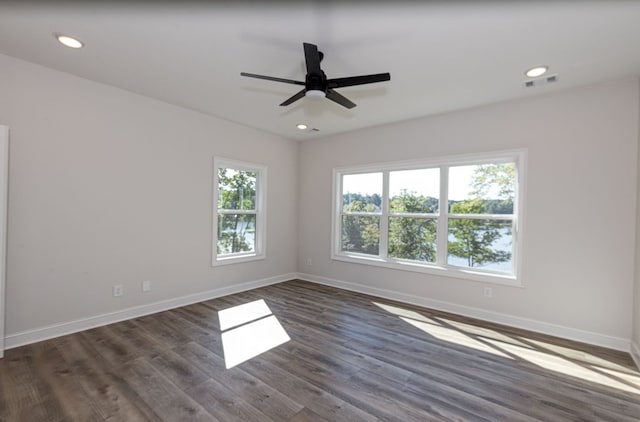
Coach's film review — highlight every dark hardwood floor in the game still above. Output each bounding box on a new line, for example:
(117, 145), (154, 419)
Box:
(1, 279), (639, 421)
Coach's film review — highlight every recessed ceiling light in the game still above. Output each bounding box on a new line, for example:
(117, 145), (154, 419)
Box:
(55, 34), (83, 49)
(525, 66), (548, 78)
(296, 124), (308, 130)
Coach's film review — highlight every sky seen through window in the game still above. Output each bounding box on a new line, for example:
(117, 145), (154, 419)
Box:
(343, 166), (479, 201)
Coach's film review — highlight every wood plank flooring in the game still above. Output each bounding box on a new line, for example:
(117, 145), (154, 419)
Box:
(1, 279), (639, 421)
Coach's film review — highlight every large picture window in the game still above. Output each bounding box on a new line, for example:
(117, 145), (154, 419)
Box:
(333, 151), (524, 284)
(213, 158), (266, 265)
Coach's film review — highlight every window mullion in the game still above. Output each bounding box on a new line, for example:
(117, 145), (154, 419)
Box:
(437, 166), (449, 265)
(448, 213), (514, 220)
(380, 170), (390, 259)
(343, 212), (382, 217)
(389, 212), (439, 219)
(218, 209), (257, 215)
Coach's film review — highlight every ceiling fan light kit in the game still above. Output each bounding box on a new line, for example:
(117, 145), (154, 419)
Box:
(305, 89), (325, 99)
(241, 42), (390, 109)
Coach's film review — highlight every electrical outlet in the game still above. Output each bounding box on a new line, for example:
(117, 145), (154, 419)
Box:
(142, 280), (151, 292)
(113, 284), (124, 297)
(483, 287), (493, 298)
(306, 258), (313, 266)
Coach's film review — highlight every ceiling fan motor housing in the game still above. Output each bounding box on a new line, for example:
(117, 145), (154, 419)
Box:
(306, 72), (326, 92)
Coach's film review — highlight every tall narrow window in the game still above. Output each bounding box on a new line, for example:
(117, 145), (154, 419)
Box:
(388, 168), (439, 262)
(213, 158), (266, 265)
(447, 163), (516, 273)
(340, 172), (382, 256)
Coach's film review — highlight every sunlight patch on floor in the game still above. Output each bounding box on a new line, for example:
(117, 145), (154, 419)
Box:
(439, 318), (533, 348)
(596, 366), (640, 388)
(400, 316), (513, 359)
(520, 337), (635, 373)
(218, 300), (290, 369)
(483, 338), (640, 395)
(218, 299), (273, 331)
(372, 302), (441, 325)
(373, 300), (640, 396)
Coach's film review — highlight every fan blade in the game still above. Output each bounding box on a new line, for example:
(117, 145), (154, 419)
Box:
(326, 89), (356, 109)
(280, 89), (307, 106)
(303, 43), (322, 75)
(327, 73), (391, 89)
(241, 72), (305, 86)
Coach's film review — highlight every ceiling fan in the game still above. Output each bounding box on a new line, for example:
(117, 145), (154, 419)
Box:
(241, 42), (391, 109)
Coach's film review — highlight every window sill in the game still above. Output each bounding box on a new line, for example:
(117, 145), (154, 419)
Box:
(213, 253), (265, 267)
(332, 253), (522, 287)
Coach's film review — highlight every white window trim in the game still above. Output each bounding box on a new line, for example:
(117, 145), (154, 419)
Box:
(212, 157), (267, 266)
(331, 149), (526, 286)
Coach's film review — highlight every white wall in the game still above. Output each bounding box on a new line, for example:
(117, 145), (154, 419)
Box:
(0, 53), (298, 338)
(634, 79), (640, 365)
(299, 78), (639, 349)
(0, 126), (8, 357)
(1, 50), (638, 354)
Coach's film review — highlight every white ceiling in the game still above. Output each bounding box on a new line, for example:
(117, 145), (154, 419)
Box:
(1, 1), (640, 141)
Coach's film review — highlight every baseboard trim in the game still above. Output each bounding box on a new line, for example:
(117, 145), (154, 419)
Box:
(297, 272), (631, 352)
(632, 341), (640, 370)
(5, 273), (297, 350)
(5, 271), (632, 355)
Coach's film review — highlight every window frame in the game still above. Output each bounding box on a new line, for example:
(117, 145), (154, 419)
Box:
(331, 150), (525, 286)
(212, 157), (267, 266)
